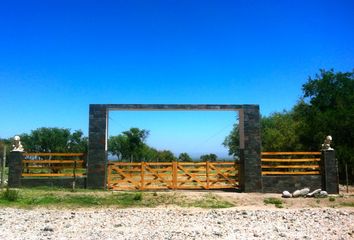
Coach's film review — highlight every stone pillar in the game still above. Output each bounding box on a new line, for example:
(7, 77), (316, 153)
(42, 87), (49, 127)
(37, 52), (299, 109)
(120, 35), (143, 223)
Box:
(238, 105), (262, 192)
(321, 150), (339, 194)
(87, 104), (108, 189)
(8, 151), (23, 187)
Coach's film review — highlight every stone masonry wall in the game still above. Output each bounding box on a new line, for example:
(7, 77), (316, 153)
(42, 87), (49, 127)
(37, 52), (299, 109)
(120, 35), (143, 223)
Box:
(262, 175), (322, 193)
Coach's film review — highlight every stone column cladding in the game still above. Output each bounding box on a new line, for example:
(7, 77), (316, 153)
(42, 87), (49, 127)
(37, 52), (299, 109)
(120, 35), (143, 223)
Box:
(87, 105), (108, 189)
(321, 150), (339, 194)
(8, 151), (23, 187)
(239, 106), (262, 192)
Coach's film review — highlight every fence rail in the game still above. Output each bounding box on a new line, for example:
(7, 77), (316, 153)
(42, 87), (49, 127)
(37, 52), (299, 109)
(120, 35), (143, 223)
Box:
(107, 161), (239, 190)
(261, 152), (321, 175)
(22, 153), (86, 178)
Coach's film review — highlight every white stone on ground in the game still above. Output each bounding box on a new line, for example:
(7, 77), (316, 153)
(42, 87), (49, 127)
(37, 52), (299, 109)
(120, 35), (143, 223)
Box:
(292, 188), (310, 197)
(282, 191), (292, 198)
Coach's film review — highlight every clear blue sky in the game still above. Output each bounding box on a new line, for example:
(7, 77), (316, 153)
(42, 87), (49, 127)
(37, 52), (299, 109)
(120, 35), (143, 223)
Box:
(1, 0), (353, 157)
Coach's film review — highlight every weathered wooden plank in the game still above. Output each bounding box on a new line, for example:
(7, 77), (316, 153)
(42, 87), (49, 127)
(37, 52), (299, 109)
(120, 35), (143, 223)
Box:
(108, 162), (141, 166)
(177, 165), (207, 189)
(208, 163), (236, 184)
(261, 165), (320, 169)
(144, 165), (173, 188)
(144, 162), (173, 166)
(208, 185), (238, 189)
(23, 166), (86, 170)
(23, 160), (84, 164)
(24, 153), (84, 156)
(261, 152), (321, 155)
(21, 173), (85, 177)
(262, 171), (320, 175)
(261, 158), (320, 162)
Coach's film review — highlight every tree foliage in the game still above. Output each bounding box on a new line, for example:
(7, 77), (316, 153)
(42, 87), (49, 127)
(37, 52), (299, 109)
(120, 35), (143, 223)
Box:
(108, 128), (149, 162)
(223, 69), (354, 182)
(294, 69), (354, 181)
(108, 128), (177, 162)
(222, 123), (239, 158)
(157, 150), (176, 162)
(178, 152), (192, 162)
(261, 111), (303, 151)
(200, 153), (217, 162)
(0, 138), (11, 161)
(19, 128), (87, 153)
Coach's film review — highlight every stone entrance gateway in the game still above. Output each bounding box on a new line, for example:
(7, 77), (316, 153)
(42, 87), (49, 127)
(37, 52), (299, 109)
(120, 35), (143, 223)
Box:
(87, 104), (262, 192)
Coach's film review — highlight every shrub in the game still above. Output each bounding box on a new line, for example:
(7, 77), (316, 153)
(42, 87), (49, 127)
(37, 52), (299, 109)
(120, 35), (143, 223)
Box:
(1, 188), (20, 201)
(264, 197), (283, 208)
(133, 192), (143, 201)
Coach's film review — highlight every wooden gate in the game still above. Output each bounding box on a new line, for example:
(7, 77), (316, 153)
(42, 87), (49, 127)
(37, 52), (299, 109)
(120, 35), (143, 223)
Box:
(107, 161), (239, 190)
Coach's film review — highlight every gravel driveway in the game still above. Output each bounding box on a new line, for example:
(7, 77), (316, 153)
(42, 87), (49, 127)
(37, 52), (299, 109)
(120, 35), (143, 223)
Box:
(0, 207), (353, 239)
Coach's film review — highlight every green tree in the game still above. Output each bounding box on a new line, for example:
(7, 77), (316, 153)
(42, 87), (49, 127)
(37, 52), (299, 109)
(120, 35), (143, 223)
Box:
(157, 150), (176, 162)
(222, 123), (239, 158)
(200, 153), (217, 162)
(261, 111), (303, 151)
(123, 128), (149, 162)
(68, 130), (88, 153)
(141, 144), (159, 162)
(178, 152), (192, 162)
(20, 127), (87, 153)
(0, 138), (11, 162)
(223, 112), (302, 157)
(294, 69), (354, 182)
(108, 135), (129, 160)
(108, 128), (149, 162)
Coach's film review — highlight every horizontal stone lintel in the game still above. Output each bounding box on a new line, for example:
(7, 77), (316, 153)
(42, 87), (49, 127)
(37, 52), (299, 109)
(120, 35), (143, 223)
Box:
(89, 104), (259, 111)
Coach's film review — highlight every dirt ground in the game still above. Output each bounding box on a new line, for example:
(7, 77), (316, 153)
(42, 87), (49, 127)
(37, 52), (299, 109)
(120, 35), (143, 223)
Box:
(177, 184), (354, 209)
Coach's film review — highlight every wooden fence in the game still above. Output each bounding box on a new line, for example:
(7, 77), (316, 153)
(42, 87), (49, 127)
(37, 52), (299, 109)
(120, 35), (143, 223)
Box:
(261, 152), (321, 175)
(107, 161), (239, 190)
(22, 153), (86, 177)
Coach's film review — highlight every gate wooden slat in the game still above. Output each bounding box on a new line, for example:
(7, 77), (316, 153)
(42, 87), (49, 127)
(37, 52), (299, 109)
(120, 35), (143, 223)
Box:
(176, 164), (207, 189)
(109, 165), (141, 189)
(143, 164), (173, 189)
(208, 163), (235, 184)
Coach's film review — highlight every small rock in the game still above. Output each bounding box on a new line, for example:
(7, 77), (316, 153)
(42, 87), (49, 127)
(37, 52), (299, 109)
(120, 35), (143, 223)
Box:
(299, 188), (310, 196)
(293, 188), (310, 197)
(279, 232), (286, 237)
(42, 227), (54, 232)
(282, 191), (292, 198)
(319, 191), (328, 197)
(292, 190), (302, 197)
(306, 189), (321, 197)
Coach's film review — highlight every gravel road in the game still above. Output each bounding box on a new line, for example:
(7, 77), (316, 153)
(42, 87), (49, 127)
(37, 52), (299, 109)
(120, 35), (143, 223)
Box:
(0, 207), (353, 240)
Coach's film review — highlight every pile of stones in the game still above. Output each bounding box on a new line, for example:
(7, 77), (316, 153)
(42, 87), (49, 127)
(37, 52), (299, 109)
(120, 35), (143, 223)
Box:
(282, 188), (328, 198)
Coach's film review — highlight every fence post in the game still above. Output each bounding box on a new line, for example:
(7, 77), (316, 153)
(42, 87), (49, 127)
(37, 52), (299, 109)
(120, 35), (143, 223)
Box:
(140, 162), (144, 190)
(8, 151), (23, 188)
(1, 145), (6, 188)
(321, 150), (339, 194)
(206, 161), (210, 189)
(172, 161), (177, 190)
